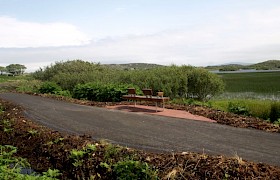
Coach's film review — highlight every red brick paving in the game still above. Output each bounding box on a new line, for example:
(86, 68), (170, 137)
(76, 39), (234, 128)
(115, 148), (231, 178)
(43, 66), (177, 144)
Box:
(106, 105), (216, 123)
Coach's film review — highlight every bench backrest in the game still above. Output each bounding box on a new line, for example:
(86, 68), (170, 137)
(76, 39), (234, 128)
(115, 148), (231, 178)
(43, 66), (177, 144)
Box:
(142, 89), (153, 97)
(127, 88), (136, 96)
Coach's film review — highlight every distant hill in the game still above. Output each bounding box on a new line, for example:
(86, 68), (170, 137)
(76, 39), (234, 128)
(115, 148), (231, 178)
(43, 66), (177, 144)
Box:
(205, 64), (247, 71)
(205, 60), (280, 71)
(250, 60), (280, 70)
(104, 60), (280, 71)
(104, 63), (165, 70)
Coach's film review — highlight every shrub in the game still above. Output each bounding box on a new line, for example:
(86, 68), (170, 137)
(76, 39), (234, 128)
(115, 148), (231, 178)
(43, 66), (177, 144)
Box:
(187, 68), (224, 101)
(54, 90), (72, 97)
(32, 60), (225, 100)
(39, 81), (62, 94)
(16, 80), (42, 93)
(113, 160), (158, 180)
(246, 100), (271, 120)
(32, 60), (112, 91)
(73, 83), (138, 102)
(270, 102), (280, 123)
(0, 145), (61, 179)
(114, 65), (190, 98)
(228, 102), (250, 116)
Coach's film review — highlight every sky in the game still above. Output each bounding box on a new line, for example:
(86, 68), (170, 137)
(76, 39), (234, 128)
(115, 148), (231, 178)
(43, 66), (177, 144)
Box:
(0, 0), (280, 72)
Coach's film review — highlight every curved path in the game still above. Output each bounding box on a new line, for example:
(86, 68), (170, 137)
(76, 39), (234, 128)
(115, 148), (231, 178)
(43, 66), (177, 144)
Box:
(1, 93), (280, 166)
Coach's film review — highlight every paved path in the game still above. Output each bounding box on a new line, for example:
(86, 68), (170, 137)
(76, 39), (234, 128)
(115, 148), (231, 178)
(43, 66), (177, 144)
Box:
(1, 93), (280, 166)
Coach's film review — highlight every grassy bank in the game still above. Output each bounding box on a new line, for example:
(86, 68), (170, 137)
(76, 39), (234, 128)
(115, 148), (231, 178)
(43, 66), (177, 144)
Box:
(209, 99), (280, 122)
(212, 71), (280, 121)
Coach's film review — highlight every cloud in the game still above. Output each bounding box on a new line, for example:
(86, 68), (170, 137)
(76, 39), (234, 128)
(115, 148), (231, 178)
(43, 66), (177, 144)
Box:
(0, 16), (91, 48)
(1, 7), (280, 71)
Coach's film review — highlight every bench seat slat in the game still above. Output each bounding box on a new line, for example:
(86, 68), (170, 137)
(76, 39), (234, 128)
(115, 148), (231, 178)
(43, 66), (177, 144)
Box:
(122, 95), (169, 102)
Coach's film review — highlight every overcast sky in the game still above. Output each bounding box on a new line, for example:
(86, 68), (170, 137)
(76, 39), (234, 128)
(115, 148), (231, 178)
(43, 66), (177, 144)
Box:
(0, 0), (280, 72)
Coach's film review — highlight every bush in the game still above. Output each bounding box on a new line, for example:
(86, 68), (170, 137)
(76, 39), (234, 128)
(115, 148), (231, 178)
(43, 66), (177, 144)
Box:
(32, 60), (113, 91)
(113, 160), (158, 180)
(270, 102), (280, 123)
(39, 81), (62, 94)
(0, 145), (61, 179)
(228, 102), (250, 116)
(187, 68), (224, 101)
(54, 90), (72, 97)
(115, 65), (190, 98)
(16, 80), (42, 93)
(73, 83), (138, 102)
(32, 60), (225, 100)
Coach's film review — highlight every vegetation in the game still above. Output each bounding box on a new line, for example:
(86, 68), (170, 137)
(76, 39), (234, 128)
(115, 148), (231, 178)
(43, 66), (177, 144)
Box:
(0, 145), (60, 179)
(209, 99), (280, 122)
(73, 83), (138, 102)
(32, 60), (224, 101)
(1, 61), (280, 178)
(205, 60), (280, 71)
(104, 63), (164, 70)
(270, 102), (280, 123)
(210, 70), (280, 120)
(1, 60), (279, 122)
(0, 101), (159, 179)
(39, 81), (62, 94)
(4, 64), (27, 75)
(187, 68), (224, 101)
(16, 80), (42, 93)
(218, 71), (280, 94)
(0, 75), (26, 83)
(251, 60), (280, 70)
(32, 60), (110, 90)
(116, 65), (191, 99)
(0, 66), (6, 75)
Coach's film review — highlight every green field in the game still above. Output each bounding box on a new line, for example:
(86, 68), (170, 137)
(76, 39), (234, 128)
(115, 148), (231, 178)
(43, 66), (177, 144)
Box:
(212, 71), (280, 120)
(0, 75), (26, 83)
(218, 71), (280, 94)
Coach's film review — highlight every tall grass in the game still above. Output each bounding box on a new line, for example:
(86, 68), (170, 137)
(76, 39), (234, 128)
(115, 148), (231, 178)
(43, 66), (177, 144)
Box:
(0, 75), (29, 83)
(216, 92), (280, 101)
(210, 99), (279, 120)
(219, 72), (280, 94)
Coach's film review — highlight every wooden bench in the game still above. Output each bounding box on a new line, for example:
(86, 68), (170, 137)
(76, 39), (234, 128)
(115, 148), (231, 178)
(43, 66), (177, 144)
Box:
(122, 88), (170, 112)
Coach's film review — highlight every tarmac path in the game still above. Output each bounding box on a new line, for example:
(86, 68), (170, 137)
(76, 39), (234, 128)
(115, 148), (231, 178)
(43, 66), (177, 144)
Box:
(1, 93), (280, 166)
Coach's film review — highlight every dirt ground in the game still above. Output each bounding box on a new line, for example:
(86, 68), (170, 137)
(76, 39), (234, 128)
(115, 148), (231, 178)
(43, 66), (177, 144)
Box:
(1, 96), (280, 179)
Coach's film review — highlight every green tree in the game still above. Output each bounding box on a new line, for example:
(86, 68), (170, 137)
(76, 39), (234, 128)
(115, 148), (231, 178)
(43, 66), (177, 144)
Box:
(6, 64), (26, 75)
(115, 65), (191, 98)
(0, 66), (6, 75)
(32, 60), (110, 90)
(187, 68), (224, 101)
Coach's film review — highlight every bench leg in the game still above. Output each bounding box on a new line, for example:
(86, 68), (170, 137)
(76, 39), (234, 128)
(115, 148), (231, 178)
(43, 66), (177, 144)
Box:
(155, 102), (158, 112)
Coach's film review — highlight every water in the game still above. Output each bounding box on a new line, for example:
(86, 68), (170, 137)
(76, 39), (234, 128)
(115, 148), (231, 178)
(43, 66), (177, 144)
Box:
(215, 92), (280, 101)
(210, 69), (280, 74)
